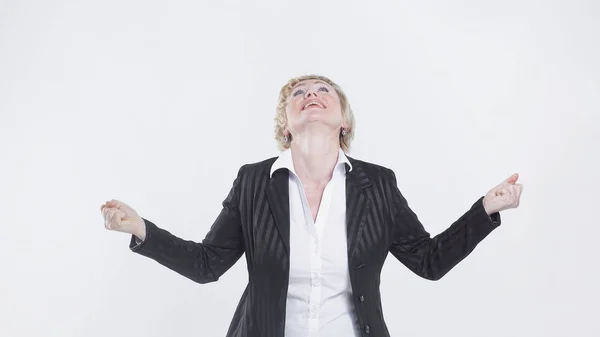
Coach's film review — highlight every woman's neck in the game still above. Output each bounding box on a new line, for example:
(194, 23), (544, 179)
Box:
(289, 130), (341, 186)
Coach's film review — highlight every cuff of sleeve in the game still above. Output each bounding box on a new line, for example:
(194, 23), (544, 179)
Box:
(473, 196), (501, 228)
(129, 218), (151, 252)
(490, 211), (501, 226)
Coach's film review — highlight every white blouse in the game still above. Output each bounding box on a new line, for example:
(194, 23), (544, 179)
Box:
(270, 148), (360, 337)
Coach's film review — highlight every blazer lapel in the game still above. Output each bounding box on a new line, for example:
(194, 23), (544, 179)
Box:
(266, 169), (290, 255)
(265, 158), (370, 258)
(345, 158), (372, 261)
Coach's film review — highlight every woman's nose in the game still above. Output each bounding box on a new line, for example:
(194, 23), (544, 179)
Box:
(304, 89), (318, 98)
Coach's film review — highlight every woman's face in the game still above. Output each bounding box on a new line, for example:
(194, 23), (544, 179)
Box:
(285, 79), (346, 136)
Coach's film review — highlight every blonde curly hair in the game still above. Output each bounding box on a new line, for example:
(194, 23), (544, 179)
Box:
(274, 74), (355, 152)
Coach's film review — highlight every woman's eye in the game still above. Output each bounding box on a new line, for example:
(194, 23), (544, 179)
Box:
(292, 86), (328, 97)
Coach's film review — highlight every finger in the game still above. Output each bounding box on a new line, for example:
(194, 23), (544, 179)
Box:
(506, 184), (520, 206)
(111, 208), (120, 223)
(103, 206), (113, 221)
(106, 199), (124, 209)
(108, 209), (118, 228)
(110, 199), (129, 211)
(101, 203), (113, 212)
(502, 187), (511, 200)
(516, 184), (523, 199)
(104, 210), (111, 229)
(105, 209), (113, 229)
(504, 173), (519, 185)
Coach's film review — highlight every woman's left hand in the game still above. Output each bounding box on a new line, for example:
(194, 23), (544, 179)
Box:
(483, 173), (523, 215)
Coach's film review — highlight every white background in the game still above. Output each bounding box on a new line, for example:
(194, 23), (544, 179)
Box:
(1, 0), (599, 336)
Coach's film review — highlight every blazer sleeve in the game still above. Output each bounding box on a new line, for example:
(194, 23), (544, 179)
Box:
(387, 170), (501, 281)
(128, 165), (246, 284)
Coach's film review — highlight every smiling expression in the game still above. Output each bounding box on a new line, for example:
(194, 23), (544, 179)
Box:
(285, 80), (346, 135)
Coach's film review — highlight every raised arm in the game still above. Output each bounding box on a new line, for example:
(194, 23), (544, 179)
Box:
(102, 166), (246, 284)
(387, 170), (504, 281)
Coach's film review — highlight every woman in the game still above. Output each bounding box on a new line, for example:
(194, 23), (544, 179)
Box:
(101, 74), (523, 337)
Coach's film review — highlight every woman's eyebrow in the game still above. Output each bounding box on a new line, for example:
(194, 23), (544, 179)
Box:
(292, 80), (329, 91)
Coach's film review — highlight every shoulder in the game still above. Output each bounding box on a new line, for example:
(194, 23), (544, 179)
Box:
(347, 156), (398, 184)
(235, 156), (278, 178)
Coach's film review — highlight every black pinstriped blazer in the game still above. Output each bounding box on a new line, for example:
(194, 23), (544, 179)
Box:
(129, 156), (500, 337)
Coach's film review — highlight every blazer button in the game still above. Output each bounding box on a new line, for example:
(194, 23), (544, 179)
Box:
(364, 324), (370, 334)
(359, 295), (365, 302)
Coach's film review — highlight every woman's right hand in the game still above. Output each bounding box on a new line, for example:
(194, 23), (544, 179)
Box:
(101, 199), (146, 240)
